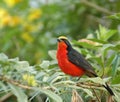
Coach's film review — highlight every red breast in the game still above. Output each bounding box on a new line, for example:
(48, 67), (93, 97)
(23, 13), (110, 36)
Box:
(57, 41), (85, 77)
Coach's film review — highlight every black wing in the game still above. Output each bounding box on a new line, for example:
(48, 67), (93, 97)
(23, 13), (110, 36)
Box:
(67, 48), (97, 77)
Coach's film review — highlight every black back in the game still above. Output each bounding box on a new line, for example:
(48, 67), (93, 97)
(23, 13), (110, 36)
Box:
(64, 40), (97, 77)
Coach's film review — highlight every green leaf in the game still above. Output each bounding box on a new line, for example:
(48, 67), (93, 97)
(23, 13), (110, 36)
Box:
(73, 40), (101, 50)
(101, 44), (120, 61)
(90, 56), (103, 67)
(113, 88), (120, 102)
(107, 13), (120, 20)
(86, 77), (105, 85)
(39, 89), (63, 102)
(112, 54), (120, 77)
(104, 30), (117, 41)
(8, 57), (19, 61)
(14, 61), (29, 71)
(40, 60), (50, 69)
(82, 89), (93, 97)
(60, 91), (71, 102)
(90, 38), (106, 44)
(106, 54), (116, 67)
(112, 74), (120, 84)
(0, 53), (8, 62)
(102, 44), (115, 51)
(67, 85), (93, 97)
(9, 84), (28, 102)
(14, 61), (36, 74)
(48, 50), (57, 60)
(36, 72), (46, 79)
(47, 72), (64, 83)
(0, 82), (9, 93)
(97, 25), (117, 41)
(101, 44), (115, 61)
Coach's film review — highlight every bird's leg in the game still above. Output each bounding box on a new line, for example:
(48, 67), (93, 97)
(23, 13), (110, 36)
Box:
(77, 77), (81, 81)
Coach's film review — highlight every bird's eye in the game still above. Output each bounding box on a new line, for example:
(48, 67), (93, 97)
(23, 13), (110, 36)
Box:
(57, 38), (60, 42)
(57, 38), (65, 42)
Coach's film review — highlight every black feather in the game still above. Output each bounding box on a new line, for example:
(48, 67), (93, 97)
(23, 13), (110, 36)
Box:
(103, 83), (114, 95)
(67, 47), (97, 77)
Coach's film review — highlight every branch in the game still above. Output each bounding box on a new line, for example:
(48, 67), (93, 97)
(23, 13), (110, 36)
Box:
(80, 0), (113, 15)
(71, 89), (84, 102)
(0, 76), (32, 90)
(54, 81), (103, 90)
(92, 88), (101, 102)
(76, 82), (102, 89)
(0, 75), (105, 96)
(0, 92), (13, 102)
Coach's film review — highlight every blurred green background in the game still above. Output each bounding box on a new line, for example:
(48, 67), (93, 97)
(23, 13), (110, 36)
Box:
(0, 0), (120, 64)
(1, 0), (120, 102)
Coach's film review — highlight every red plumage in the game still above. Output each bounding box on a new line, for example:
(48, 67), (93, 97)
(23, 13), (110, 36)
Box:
(57, 41), (85, 76)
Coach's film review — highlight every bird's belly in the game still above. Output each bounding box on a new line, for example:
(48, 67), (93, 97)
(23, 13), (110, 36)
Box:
(58, 56), (85, 77)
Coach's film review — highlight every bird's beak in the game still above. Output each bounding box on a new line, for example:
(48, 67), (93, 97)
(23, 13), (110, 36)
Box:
(57, 38), (61, 42)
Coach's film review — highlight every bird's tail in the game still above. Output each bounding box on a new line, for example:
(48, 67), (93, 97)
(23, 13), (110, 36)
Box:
(103, 83), (114, 96)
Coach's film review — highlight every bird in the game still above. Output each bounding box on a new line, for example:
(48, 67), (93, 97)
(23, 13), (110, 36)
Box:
(56, 36), (114, 95)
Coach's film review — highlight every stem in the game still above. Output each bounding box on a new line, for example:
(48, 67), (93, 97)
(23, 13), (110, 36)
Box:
(0, 76), (32, 90)
(80, 0), (113, 15)
(0, 92), (13, 102)
(92, 88), (101, 102)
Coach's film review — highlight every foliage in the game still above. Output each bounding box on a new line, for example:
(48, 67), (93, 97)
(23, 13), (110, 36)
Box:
(0, 25), (120, 101)
(0, 0), (120, 64)
(0, 0), (120, 102)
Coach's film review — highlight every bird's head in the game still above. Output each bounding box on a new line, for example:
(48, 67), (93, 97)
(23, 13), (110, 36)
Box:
(57, 36), (72, 50)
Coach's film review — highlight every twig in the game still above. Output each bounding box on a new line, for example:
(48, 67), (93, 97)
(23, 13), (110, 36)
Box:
(0, 75), (104, 92)
(80, 0), (113, 15)
(76, 82), (102, 88)
(77, 82), (101, 102)
(0, 75), (53, 91)
(71, 89), (83, 102)
(86, 82), (101, 102)
(0, 76), (32, 90)
(0, 92), (13, 102)
(92, 88), (101, 102)
(107, 95), (114, 102)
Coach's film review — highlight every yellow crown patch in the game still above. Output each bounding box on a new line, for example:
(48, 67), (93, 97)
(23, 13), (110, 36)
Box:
(58, 36), (68, 40)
